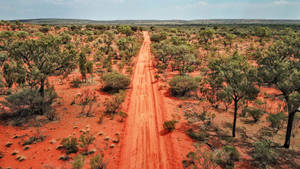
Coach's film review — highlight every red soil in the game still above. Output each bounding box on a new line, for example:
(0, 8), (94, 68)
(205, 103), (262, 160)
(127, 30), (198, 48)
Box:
(118, 32), (181, 169)
(0, 74), (125, 169)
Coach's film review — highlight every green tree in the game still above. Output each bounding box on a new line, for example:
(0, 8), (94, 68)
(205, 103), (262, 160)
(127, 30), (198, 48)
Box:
(258, 35), (300, 148)
(79, 51), (87, 81)
(1, 35), (77, 99)
(117, 25), (134, 36)
(198, 28), (215, 44)
(169, 75), (198, 96)
(207, 53), (259, 137)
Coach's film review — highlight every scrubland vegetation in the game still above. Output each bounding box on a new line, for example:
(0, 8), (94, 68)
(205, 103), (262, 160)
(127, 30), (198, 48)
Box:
(0, 20), (299, 169)
(150, 24), (300, 169)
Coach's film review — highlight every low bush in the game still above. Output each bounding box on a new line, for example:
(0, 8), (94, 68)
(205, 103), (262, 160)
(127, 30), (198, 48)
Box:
(163, 120), (177, 132)
(0, 88), (58, 123)
(169, 76), (198, 96)
(101, 72), (130, 92)
(150, 32), (167, 43)
(90, 154), (106, 169)
(60, 137), (78, 154)
(79, 131), (95, 155)
(71, 78), (82, 88)
(72, 155), (84, 169)
(214, 145), (240, 169)
(244, 107), (265, 122)
(104, 92), (125, 115)
(187, 129), (208, 142)
(267, 112), (285, 132)
(252, 140), (278, 169)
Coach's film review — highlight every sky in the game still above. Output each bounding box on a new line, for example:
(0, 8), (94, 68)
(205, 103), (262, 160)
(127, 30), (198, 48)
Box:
(0, 0), (300, 20)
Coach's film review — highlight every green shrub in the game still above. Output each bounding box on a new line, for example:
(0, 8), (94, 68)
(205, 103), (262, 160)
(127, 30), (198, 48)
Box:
(244, 107), (265, 122)
(150, 33), (167, 43)
(0, 88), (58, 122)
(71, 78), (82, 88)
(267, 112), (285, 132)
(90, 154), (106, 169)
(86, 61), (94, 74)
(186, 129), (207, 142)
(72, 155), (84, 169)
(252, 140), (278, 169)
(61, 137), (78, 154)
(169, 76), (198, 96)
(79, 131), (95, 154)
(39, 26), (50, 33)
(101, 72), (130, 92)
(163, 120), (178, 132)
(214, 145), (240, 169)
(104, 92), (125, 115)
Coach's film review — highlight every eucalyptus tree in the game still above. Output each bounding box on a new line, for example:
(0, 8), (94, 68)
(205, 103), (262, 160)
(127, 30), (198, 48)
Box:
(258, 34), (300, 148)
(207, 53), (259, 137)
(1, 35), (77, 97)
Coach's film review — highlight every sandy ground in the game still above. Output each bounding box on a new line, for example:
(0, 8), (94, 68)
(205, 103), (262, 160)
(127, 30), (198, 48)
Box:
(118, 32), (181, 169)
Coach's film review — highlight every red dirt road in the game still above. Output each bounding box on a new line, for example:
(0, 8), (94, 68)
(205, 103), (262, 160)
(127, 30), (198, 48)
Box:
(119, 32), (178, 169)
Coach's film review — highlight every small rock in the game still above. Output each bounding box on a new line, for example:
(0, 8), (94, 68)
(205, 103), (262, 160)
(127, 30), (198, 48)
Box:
(24, 145), (30, 150)
(73, 126), (78, 129)
(86, 124), (90, 128)
(110, 144), (115, 148)
(115, 132), (120, 136)
(16, 155), (26, 161)
(5, 142), (13, 147)
(112, 139), (119, 143)
(5, 167), (12, 169)
(104, 136), (110, 141)
(98, 132), (103, 136)
(49, 139), (56, 144)
(0, 154), (3, 159)
(11, 150), (19, 156)
(12, 135), (19, 139)
(72, 132), (76, 135)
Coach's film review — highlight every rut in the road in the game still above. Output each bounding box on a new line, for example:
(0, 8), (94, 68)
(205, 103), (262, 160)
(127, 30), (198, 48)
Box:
(118, 32), (177, 169)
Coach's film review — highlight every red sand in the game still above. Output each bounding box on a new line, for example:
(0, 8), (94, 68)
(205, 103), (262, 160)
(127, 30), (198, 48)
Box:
(118, 32), (181, 169)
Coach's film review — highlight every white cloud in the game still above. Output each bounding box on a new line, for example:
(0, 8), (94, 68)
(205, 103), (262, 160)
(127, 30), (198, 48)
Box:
(273, 0), (300, 5)
(176, 1), (208, 10)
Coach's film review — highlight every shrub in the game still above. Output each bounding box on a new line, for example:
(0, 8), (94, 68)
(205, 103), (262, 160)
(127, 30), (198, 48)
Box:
(244, 107), (265, 122)
(71, 78), (82, 88)
(90, 154), (106, 169)
(79, 131), (95, 154)
(39, 26), (50, 33)
(104, 92), (125, 115)
(101, 72), (130, 92)
(169, 76), (198, 96)
(252, 140), (278, 169)
(267, 112), (285, 132)
(78, 90), (97, 117)
(0, 88), (58, 122)
(214, 145), (240, 169)
(86, 61), (94, 74)
(163, 120), (177, 132)
(72, 155), (84, 169)
(187, 129), (207, 142)
(150, 33), (167, 43)
(60, 137), (78, 154)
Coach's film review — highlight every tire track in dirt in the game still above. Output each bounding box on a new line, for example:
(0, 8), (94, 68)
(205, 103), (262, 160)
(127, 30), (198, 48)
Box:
(119, 32), (178, 169)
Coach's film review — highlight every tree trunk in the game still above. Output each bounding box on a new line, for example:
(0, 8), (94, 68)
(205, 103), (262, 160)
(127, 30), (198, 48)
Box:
(39, 79), (45, 98)
(39, 79), (45, 114)
(232, 100), (238, 137)
(284, 110), (296, 148)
